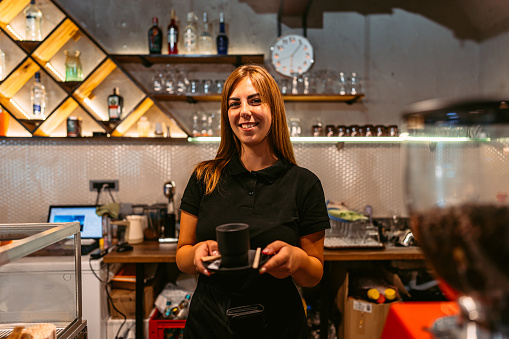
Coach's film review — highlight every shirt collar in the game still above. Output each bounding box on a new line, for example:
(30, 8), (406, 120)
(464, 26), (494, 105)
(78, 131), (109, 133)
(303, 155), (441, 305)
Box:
(227, 153), (290, 184)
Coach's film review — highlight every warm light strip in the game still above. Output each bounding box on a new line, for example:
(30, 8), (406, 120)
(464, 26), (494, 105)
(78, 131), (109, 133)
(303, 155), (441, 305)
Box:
(291, 136), (404, 143)
(46, 62), (65, 82)
(9, 98), (31, 119)
(187, 135), (484, 143)
(84, 97), (108, 121)
(186, 136), (404, 143)
(6, 25), (23, 40)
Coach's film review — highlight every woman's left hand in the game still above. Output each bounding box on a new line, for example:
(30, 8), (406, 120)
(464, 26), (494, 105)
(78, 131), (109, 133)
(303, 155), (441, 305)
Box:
(258, 241), (307, 279)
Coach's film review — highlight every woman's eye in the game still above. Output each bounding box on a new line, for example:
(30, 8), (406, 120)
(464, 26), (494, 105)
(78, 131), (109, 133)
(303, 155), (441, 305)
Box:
(250, 98), (262, 105)
(228, 102), (240, 108)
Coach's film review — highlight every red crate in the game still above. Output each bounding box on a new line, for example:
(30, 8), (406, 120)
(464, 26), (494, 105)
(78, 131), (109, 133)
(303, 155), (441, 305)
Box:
(149, 309), (186, 339)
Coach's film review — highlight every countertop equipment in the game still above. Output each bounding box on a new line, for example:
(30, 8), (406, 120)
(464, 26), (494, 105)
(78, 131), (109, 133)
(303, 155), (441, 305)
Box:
(402, 98), (509, 338)
(162, 181), (177, 238)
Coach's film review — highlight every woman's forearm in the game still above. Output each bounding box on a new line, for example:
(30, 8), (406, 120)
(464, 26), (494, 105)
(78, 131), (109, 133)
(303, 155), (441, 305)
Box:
(291, 250), (324, 287)
(176, 243), (199, 275)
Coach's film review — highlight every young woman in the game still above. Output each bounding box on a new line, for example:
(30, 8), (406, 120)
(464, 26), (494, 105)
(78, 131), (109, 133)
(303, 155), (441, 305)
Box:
(176, 64), (330, 338)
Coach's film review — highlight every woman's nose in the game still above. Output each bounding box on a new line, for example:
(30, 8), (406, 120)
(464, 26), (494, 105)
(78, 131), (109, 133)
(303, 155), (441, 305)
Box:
(240, 101), (251, 118)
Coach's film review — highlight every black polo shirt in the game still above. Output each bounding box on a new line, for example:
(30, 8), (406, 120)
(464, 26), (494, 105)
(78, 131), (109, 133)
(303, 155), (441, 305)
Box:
(180, 153), (330, 249)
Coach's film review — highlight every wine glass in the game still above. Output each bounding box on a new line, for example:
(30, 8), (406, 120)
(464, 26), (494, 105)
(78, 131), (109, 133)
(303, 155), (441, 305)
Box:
(402, 98), (509, 338)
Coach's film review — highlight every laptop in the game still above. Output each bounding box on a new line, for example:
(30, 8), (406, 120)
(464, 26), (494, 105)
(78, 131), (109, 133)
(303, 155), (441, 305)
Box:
(47, 205), (103, 255)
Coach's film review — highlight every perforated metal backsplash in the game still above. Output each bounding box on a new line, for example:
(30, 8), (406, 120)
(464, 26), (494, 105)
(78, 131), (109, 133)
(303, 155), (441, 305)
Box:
(0, 139), (407, 223)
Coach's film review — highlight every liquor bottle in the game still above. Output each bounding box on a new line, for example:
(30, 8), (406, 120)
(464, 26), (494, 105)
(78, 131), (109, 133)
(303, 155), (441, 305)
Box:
(24, 0), (42, 41)
(148, 17), (163, 54)
(183, 11), (198, 54)
(168, 10), (179, 55)
(108, 87), (124, 121)
(175, 294), (191, 319)
(0, 49), (5, 81)
(31, 72), (45, 118)
(198, 12), (213, 54)
(163, 300), (174, 318)
(216, 12), (228, 55)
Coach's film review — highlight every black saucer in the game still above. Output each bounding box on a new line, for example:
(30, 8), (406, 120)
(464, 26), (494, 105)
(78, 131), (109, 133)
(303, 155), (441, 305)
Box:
(203, 249), (271, 274)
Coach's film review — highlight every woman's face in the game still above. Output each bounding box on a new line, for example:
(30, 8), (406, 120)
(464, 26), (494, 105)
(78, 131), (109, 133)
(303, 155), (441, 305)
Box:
(227, 77), (272, 148)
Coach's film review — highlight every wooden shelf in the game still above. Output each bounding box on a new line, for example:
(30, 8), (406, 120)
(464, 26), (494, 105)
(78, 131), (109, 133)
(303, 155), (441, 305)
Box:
(283, 94), (364, 103)
(32, 18), (80, 64)
(111, 54), (265, 67)
(152, 94), (221, 103)
(151, 93), (365, 104)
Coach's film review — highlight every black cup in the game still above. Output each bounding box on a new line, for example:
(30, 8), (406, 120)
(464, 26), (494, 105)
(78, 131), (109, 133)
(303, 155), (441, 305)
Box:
(216, 223), (250, 268)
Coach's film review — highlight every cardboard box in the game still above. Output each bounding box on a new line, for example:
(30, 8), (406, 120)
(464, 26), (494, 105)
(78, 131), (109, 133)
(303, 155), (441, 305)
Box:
(337, 271), (407, 339)
(109, 285), (154, 319)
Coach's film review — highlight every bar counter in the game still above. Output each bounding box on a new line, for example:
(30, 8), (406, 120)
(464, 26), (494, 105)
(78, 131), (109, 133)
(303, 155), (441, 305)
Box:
(103, 241), (425, 263)
(103, 242), (425, 338)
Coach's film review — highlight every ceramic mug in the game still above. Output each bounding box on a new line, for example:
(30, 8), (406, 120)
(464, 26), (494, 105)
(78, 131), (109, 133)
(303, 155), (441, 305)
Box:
(216, 223), (250, 268)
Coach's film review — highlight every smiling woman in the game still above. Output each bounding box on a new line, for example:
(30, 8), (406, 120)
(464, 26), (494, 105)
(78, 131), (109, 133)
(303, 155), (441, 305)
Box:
(176, 64), (330, 339)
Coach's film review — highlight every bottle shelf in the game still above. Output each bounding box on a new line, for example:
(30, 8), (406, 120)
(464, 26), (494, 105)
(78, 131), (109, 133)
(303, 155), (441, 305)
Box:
(110, 54), (264, 67)
(32, 18), (80, 65)
(151, 93), (365, 104)
(283, 94), (364, 103)
(16, 41), (41, 54)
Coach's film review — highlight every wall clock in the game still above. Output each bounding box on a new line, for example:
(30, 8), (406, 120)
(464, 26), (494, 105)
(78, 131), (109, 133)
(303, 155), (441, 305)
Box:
(270, 34), (314, 77)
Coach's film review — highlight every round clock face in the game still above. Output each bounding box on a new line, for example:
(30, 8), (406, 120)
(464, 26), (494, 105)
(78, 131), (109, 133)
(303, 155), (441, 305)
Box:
(270, 34), (314, 77)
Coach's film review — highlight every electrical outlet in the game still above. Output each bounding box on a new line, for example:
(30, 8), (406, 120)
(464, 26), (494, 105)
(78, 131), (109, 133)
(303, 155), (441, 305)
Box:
(89, 180), (119, 191)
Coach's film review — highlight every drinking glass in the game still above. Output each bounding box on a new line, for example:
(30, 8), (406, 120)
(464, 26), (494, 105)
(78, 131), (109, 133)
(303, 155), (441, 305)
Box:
(202, 79), (213, 94)
(214, 80), (224, 94)
(349, 72), (361, 95)
(152, 71), (165, 93)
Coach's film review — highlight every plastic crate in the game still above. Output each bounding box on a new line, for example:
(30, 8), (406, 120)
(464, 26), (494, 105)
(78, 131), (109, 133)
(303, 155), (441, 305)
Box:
(149, 309), (186, 339)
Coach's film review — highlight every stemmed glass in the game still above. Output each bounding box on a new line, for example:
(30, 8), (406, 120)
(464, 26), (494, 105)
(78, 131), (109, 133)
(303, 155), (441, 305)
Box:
(402, 98), (509, 338)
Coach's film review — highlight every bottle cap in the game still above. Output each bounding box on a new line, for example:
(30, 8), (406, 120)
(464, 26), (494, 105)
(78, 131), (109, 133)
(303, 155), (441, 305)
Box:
(366, 288), (380, 300)
(385, 288), (397, 300)
(152, 17), (158, 24)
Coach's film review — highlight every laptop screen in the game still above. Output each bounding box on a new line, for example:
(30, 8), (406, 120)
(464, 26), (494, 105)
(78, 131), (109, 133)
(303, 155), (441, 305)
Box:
(47, 205), (103, 239)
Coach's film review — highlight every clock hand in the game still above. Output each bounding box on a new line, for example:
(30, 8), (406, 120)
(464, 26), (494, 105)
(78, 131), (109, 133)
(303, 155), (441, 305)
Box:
(291, 44), (302, 57)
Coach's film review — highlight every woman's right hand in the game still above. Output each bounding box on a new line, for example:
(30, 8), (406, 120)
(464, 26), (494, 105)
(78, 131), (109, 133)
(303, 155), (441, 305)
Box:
(193, 240), (219, 276)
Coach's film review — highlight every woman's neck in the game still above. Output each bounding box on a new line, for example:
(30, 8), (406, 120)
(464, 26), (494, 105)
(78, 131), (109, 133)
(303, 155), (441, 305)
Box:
(239, 145), (278, 172)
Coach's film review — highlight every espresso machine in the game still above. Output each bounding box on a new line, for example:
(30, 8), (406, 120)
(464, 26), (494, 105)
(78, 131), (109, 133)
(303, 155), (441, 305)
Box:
(402, 98), (509, 338)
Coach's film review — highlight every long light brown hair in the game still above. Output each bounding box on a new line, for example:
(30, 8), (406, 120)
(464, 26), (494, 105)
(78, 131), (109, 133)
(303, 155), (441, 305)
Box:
(194, 64), (296, 194)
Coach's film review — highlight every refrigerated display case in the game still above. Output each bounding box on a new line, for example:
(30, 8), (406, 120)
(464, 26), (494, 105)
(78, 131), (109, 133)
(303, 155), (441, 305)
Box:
(0, 222), (87, 338)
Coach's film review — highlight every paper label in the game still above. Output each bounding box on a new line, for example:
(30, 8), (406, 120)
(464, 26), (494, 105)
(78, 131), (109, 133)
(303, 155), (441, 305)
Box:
(353, 299), (373, 313)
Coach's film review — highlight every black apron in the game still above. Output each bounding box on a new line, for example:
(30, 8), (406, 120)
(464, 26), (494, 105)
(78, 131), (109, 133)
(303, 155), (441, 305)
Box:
(184, 271), (307, 339)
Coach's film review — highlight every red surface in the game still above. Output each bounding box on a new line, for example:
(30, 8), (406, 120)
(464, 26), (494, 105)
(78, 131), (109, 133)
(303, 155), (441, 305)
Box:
(148, 309), (186, 339)
(381, 301), (459, 339)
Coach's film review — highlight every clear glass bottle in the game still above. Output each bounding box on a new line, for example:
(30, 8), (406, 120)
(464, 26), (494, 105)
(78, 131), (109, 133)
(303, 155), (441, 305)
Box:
(148, 17), (163, 54)
(0, 49), (5, 81)
(216, 12), (229, 55)
(198, 12), (213, 54)
(31, 72), (45, 118)
(64, 50), (83, 81)
(108, 87), (124, 121)
(24, 0), (42, 41)
(137, 116), (150, 137)
(183, 11), (198, 54)
(167, 9), (179, 55)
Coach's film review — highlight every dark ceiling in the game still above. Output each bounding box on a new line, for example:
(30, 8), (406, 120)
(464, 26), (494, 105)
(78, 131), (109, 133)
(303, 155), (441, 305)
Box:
(241, 0), (509, 42)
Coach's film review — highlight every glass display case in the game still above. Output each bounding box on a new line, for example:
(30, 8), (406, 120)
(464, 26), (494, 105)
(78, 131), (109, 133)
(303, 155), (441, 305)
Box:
(0, 222), (87, 338)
